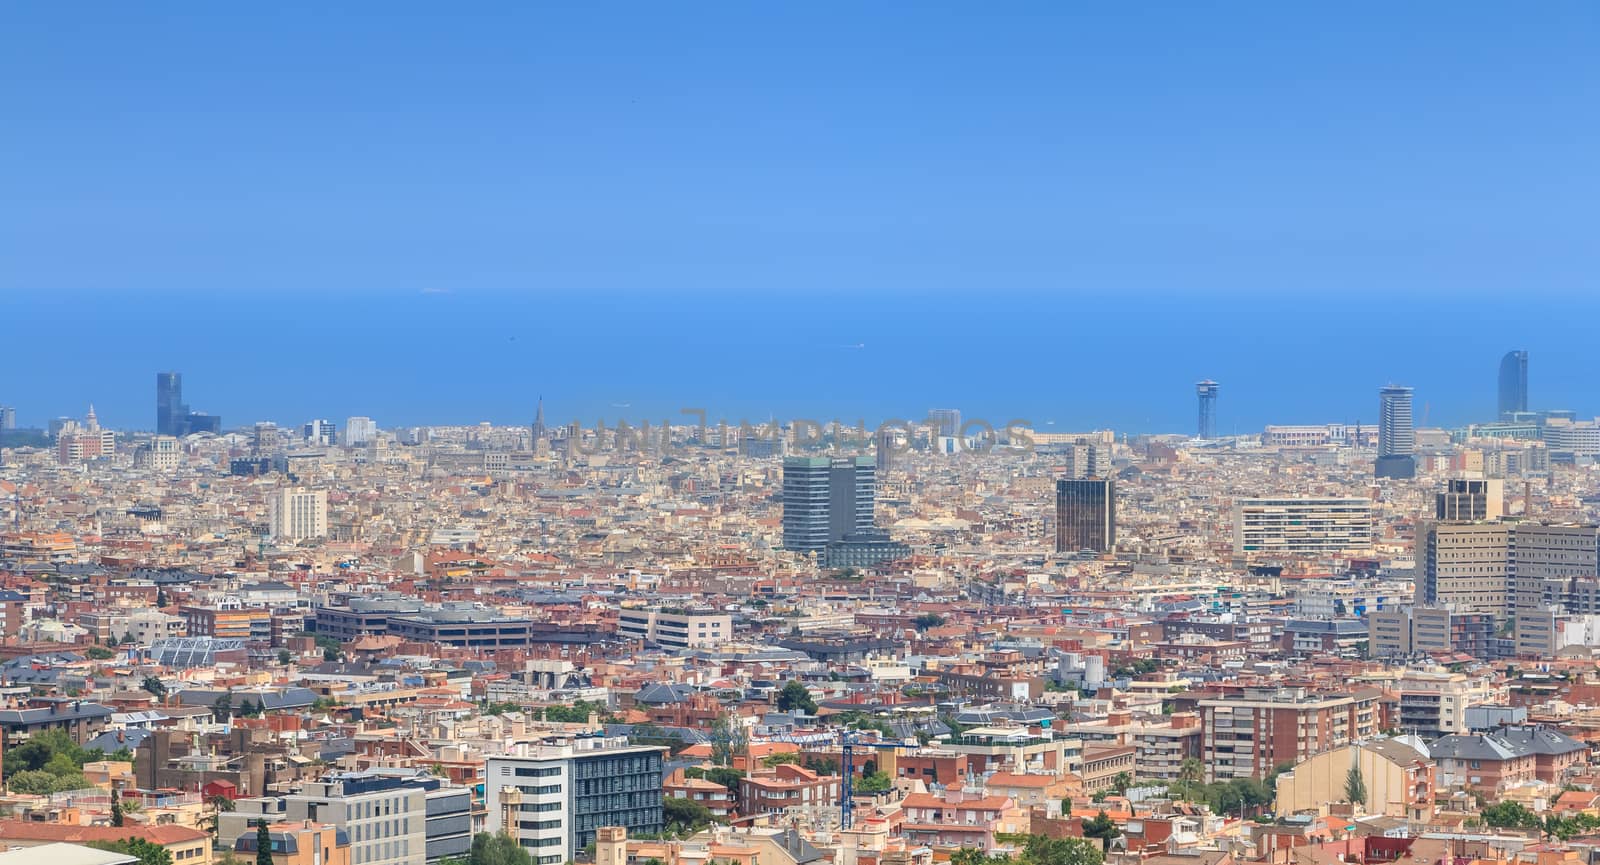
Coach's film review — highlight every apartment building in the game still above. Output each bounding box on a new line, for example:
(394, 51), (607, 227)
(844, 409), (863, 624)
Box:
(1416, 522), (1512, 618)
(1509, 524), (1600, 617)
(1390, 670), (1488, 739)
(182, 605), (274, 643)
(269, 488), (329, 541)
(232, 821), (353, 865)
(1060, 710), (1205, 783)
(1233, 498), (1374, 557)
(1195, 687), (1380, 782)
(1079, 744), (1137, 792)
(942, 726), (1082, 777)
(226, 772), (468, 865)
(485, 737), (664, 865)
(616, 609), (731, 649)
(738, 764), (841, 823)
(1369, 605), (1501, 659)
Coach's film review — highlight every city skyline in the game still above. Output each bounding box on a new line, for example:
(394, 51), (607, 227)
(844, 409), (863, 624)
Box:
(2, 291), (1590, 435)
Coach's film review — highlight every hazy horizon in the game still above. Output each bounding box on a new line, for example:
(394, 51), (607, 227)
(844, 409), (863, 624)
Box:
(5, 289), (1593, 436)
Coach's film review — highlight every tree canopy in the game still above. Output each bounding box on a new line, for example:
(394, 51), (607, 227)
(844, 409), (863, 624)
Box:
(776, 681), (817, 714)
(88, 839), (173, 865)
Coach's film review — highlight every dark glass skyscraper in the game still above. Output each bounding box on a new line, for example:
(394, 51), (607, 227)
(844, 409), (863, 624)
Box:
(782, 455), (876, 553)
(1498, 350), (1528, 419)
(155, 371), (185, 435)
(1055, 478), (1116, 553)
(1196, 380), (1219, 439)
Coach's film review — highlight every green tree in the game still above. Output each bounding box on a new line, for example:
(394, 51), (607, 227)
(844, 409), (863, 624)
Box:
(663, 797), (714, 833)
(1344, 765), (1367, 805)
(776, 681), (817, 714)
(1481, 800), (1541, 830)
(256, 819), (274, 865)
(912, 613), (947, 631)
(1178, 758), (1204, 785)
(467, 832), (534, 865)
(213, 692), (234, 721)
(111, 788), (125, 827)
(7, 769), (60, 795)
(950, 849), (1005, 865)
(1109, 772), (1132, 796)
(142, 676), (168, 698)
(762, 752), (800, 767)
(856, 771), (892, 794)
(1021, 833), (1105, 865)
(541, 700), (613, 724)
(277, 649), (292, 666)
(87, 645), (116, 660)
(1082, 810), (1121, 841)
(89, 838), (173, 865)
(685, 766), (744, 793)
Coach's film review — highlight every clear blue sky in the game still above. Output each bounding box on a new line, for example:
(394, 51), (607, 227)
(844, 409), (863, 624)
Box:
(3, 3), (1598, 432)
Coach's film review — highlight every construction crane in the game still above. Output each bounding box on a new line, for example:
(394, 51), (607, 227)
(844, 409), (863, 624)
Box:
(760, 729), (915, 829)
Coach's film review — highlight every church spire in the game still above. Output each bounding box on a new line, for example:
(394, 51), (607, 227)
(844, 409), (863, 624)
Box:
(531, 396), (546, 441)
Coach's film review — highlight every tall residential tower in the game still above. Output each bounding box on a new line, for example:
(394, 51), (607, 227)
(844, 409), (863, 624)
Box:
(1376, 385), (1416, 479)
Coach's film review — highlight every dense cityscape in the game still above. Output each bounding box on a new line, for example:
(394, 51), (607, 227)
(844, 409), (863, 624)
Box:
(0, 349), (1598, 865)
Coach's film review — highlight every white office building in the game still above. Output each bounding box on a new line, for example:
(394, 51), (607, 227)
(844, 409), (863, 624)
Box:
(485, 737), (664, 865)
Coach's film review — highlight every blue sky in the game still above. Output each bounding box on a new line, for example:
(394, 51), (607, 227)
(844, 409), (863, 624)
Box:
(3, 4), (1598, 431)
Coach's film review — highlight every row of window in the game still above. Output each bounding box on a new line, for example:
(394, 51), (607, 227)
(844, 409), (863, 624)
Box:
(354, 839), (409, 863)
(514, 766), (561, 778)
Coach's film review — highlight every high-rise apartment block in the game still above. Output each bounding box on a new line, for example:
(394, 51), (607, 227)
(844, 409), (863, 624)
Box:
(1499, 350), (1529, 419)
(0, 406), (15, 430)
(781, 456), (876, 553)
(1195, 686), (1380, 782)
(269, 488), (329, 541)
(1507, 523), (1600, 617)
(1196, 380), (1219, 439)
(485, 737), (664, 865)
(1232, 498), (1374, 556)
(1056, 478), (1116, 553)
(1416, 521), (1600, 622)
(1376, 385), (1416, 479)
(1416, 522), (1512, 618)
(1059, 440), (1107, 480)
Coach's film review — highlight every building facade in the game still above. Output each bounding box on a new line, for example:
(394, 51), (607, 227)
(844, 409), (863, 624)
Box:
(485, 738), (664, 865)
(1055, 478), (1115, 554)
(781, 456), (876, 553)
(1232, 498), (1373, 557)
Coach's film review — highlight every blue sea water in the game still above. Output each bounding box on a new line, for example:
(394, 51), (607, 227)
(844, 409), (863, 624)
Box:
(3, 290), (1592, 436)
